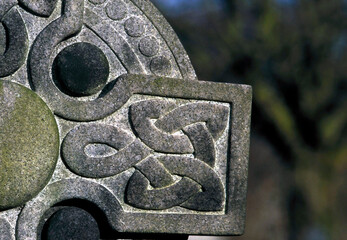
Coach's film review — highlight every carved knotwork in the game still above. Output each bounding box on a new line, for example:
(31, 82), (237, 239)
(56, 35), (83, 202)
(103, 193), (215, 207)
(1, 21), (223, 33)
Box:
(62, 124), (152, 178)
(126, 99), (229, 211)
(60, 99), (229, 211)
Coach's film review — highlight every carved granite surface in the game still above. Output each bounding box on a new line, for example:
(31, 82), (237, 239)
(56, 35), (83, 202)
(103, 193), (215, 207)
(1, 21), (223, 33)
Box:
(0, 0), (252, 239)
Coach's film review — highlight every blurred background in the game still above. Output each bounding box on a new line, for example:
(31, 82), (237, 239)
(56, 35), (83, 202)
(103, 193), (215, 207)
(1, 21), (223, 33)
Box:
(151, 1), (347, 240)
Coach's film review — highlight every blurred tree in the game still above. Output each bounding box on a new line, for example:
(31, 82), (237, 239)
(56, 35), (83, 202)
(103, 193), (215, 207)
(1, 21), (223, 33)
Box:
(153, 0), (347, 239)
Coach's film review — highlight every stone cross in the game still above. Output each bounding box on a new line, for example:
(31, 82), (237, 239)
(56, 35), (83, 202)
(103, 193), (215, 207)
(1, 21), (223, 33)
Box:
(0, 0), (252, 239)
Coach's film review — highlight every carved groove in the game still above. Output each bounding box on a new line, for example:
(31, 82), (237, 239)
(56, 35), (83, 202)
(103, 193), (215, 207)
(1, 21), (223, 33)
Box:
(62, 124), (152, 178)
(0, 7), (28, 77)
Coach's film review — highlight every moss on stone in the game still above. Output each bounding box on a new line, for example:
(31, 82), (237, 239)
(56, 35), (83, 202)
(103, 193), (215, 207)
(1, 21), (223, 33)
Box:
(0, 81), (59, 210)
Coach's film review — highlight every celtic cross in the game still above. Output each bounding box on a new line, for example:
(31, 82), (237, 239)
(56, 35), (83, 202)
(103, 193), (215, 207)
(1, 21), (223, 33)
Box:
(0, 0), (252, 239)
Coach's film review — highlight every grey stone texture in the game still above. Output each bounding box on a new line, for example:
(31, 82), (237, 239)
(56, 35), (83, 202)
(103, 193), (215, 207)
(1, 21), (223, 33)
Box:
(0, 0), (252, 238)
(18, 0), (58, 17)
(62, 124), (152, 178)
(53, 42), (110, 96)
(139, 36), (159, 57)
(0, 7), (28, 77)
(106, 0), (127, 20)
(0, 218), (12, 240)
(0, 81), (59, 210)
(44, 207), (100, 240)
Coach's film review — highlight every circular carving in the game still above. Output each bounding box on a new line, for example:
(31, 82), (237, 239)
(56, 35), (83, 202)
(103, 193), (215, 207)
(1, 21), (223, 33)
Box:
(106, 0), (127, 20)
(53, 42), (109, 96)
(17, 179), (123, 240)
(150, 56), (172, 76)
(0, 81), (59, 210)
(139, 36), (159, 57)
(62, 124), (151, 178)
(44, 207), (100, 240)
(124, 17), (145, 37)
(126, 99), (228, 211)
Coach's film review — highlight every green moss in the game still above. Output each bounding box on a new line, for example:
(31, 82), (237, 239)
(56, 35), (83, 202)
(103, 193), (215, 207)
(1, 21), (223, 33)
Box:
(0, 81), (59, 209)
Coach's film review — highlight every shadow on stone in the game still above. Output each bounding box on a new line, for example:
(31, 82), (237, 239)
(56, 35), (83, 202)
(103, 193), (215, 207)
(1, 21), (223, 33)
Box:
(40, 199), (189, 240)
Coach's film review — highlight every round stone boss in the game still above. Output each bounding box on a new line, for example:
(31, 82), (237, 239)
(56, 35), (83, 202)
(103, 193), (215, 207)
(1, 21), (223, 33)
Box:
(0, 81), (59, 210)
(53, 42), (110, 97)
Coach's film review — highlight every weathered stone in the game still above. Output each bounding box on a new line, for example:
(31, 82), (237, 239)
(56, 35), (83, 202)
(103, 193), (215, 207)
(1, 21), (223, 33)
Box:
(183, 123), (216, 167)
(53, 42), (110, 96)
(124, 17), (145, 37)
(1, 0), (252, 238)
(0, 24), (6, 55)
(126, 154), (225, 211)
(106, 0), (127, 20)
(135, 156), (175, 188)
(27, 0), (195, 122)
(0, 218), (11, 240)
(62, 124), (152, 178)
(130, 99), (194, 154)
(18, 0), (58, 17)
(88, 0), (106, 5)
(158, 156), (225, 211)
(154, 102), (229, 140)
(126, 170), (201, 210)
(44, 207), (100, 240)
(139, 36), (160, 57)
(0, 81), (59, 209)
(150, 56), (172, 76)
(0, 8), (28, 77)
